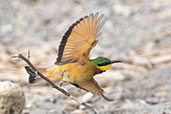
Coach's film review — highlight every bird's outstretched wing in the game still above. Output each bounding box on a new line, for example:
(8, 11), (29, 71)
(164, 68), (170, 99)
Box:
(71, 78), (113, 101)
(55, 12), (107, 65)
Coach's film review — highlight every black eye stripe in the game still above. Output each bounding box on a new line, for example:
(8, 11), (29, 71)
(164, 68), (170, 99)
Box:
(98, 62), (111, 66)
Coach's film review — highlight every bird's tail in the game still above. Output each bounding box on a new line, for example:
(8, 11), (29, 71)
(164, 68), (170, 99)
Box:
(24, 66), (46, 83)
(25, 66), (62, 84)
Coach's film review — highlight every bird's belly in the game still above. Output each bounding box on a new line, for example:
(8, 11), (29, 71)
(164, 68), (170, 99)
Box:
(65, 63), (96, 83)
(46, 63), (98, 83)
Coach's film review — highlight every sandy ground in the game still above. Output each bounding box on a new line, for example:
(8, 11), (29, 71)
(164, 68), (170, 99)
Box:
(0, 0), (171, 114)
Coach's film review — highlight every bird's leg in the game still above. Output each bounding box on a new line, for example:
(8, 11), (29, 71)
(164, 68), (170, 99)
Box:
(59, 71), (70, 87)
(60, 71), (70, 82)
(59, 80), (70, 87)
(59, 82), (64, 87)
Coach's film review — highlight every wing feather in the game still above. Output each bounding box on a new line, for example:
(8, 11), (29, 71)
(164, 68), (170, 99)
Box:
(71, 78), (113, 101)
(55, 12), (107, 65)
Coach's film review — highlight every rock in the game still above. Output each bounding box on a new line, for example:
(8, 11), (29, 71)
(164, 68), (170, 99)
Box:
(0, 81), (25, 114)
(81, 92), (94, 103)
(72, 109), (84, 114)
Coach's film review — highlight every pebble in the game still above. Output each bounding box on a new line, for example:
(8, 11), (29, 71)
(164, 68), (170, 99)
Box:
(81, 92), (94, 103)
(0, 81), (25, 114)
(72, 109), (84, 114)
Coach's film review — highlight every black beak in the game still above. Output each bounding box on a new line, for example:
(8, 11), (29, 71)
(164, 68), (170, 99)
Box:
(111, 60), (122, 64)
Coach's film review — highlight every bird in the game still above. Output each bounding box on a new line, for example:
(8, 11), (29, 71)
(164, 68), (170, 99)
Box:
(29, 12), (122, 101)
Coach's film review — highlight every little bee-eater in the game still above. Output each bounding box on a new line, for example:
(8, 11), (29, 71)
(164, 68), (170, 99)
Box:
(30, 12), (121, 101)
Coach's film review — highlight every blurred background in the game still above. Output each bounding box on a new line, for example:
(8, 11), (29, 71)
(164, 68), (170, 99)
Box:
(0, 0), (171, 113)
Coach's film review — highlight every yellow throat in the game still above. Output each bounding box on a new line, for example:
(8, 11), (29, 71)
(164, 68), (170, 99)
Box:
(97, 64), (112, 71)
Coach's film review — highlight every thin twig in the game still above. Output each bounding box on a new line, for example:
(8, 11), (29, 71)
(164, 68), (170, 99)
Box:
(27, 50), (30, 59)
(14, 53), (97, 114)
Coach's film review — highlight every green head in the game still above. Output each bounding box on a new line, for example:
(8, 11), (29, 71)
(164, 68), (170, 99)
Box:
(90, 57), (122, 71)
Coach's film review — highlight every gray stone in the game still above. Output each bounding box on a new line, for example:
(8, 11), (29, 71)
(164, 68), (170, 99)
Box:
(0, 81), (25, 114)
